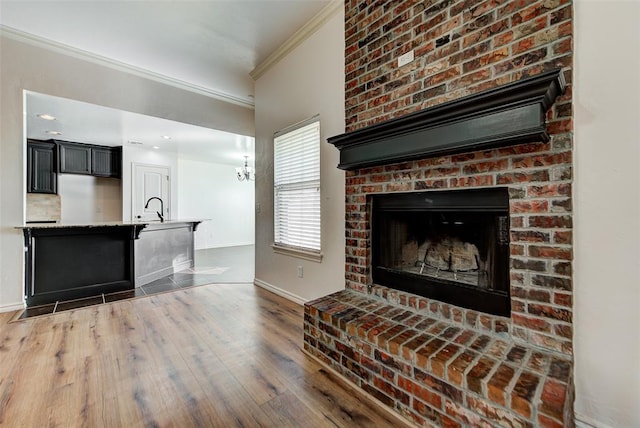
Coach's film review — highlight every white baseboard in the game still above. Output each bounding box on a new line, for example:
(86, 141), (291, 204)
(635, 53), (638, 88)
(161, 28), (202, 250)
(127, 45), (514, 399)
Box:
(174, 260), (193, 273)
(575, 413), (613, 428)
(196, 242), (254, 251)
(0, 302), (24, 313)
(136, 260), (193, 287)
(136, 266), (175, 287)
(253, 278), (307, 306)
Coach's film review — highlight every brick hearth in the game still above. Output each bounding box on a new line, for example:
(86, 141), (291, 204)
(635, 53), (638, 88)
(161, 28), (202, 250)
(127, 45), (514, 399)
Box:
(305, 288), (573, 427)
(304, 0), (574, 426)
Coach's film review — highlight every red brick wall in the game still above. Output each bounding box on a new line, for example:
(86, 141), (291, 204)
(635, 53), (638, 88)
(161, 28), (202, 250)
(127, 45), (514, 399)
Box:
(343, 0), (573, 357)
(345, 0), (572, 131)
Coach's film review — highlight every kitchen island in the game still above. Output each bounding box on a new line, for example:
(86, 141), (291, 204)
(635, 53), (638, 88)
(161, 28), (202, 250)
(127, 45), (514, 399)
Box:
(19, 220), (202, 307)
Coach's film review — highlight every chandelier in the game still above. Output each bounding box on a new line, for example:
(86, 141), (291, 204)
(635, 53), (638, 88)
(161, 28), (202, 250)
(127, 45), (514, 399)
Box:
(236, 156), (255, 181)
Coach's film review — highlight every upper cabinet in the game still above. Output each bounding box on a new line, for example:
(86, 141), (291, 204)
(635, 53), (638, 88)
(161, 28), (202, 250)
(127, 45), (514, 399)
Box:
(27, 140), (122, 191)
(92, 146), (122, 178)
(59, 142), (91, 175)
(58, 141), (122, 178)
(27, 140), (57, 194)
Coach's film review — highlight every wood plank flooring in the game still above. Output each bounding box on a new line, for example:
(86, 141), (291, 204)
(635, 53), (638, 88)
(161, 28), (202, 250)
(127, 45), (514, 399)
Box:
(0, 284), (407, 428)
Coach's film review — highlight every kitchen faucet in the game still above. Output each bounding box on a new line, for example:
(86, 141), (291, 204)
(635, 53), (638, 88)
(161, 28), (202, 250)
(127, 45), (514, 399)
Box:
(144, 197), (165, 222)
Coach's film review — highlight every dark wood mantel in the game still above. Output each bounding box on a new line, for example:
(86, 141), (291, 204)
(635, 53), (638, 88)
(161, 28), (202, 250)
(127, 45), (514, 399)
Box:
(328, 69), (566, 170)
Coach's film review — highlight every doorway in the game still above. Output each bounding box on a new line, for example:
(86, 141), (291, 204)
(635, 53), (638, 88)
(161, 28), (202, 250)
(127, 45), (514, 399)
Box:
(132, 163), (170, 221)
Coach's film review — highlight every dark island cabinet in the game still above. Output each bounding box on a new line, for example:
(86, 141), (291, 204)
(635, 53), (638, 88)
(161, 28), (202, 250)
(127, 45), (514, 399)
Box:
(20, 221), (200, 306)
(22, 225), (141, 306)
(58, 141), (122, 178)
(27, 139), (57, 194)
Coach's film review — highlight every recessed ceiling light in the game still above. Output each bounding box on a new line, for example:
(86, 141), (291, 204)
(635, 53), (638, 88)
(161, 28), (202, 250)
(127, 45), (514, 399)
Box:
(46, 131), (62, 135)
(128, 140), (144, 145)
(162, 135), (171, 140)
(152, 146), (160, 150)
(37, 114), (56, 121)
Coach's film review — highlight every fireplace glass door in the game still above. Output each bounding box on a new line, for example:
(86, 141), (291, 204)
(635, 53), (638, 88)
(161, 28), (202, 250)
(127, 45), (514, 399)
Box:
(372, 187), (511, 316)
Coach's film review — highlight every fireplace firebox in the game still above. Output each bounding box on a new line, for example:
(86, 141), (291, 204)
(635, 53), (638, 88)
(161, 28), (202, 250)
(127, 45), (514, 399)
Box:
(372, 187), (510, 316)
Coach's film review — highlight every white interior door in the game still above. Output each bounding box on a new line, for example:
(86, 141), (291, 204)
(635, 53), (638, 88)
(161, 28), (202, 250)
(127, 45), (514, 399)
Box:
(133, 164), (170, 221)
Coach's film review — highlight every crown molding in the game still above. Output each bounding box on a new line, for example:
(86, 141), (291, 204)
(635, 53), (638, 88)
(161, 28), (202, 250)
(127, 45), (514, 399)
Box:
(0, 25), (255, 109)
(250, 0), (343, 80)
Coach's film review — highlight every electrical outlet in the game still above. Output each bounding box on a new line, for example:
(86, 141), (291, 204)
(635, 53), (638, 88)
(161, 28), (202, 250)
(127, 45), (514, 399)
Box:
(256, 203), (261, 213)
(297, 265), (303, 278)
(397, 50), (414, 67)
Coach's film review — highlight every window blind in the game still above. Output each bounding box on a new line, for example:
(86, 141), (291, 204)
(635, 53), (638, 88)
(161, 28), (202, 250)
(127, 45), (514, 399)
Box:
(274, 119), (320, 252)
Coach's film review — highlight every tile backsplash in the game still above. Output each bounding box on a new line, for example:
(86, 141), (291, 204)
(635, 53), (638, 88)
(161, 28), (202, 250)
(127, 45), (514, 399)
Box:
(26, 193), (61, 222)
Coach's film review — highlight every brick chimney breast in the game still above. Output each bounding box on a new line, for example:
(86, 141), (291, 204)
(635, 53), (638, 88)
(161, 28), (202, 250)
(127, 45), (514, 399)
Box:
(305, 1), (574, 427)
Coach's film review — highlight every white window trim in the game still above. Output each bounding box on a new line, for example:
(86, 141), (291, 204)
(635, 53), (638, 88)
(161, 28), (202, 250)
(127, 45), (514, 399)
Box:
(271, 244), (323, 263)
(273, 115), (322, 260)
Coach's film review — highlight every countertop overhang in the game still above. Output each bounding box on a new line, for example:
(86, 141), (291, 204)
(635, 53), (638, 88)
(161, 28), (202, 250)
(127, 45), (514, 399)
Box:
(18, 219), (206, 229)
(18, 219), (206, 240)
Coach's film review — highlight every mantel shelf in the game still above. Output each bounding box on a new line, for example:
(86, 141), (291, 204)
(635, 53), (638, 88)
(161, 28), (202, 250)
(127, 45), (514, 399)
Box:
(327, 69), (566, 170)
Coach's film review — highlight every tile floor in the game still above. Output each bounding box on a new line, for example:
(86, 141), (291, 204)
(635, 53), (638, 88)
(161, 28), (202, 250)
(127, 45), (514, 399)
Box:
(14, 244), (254, 321)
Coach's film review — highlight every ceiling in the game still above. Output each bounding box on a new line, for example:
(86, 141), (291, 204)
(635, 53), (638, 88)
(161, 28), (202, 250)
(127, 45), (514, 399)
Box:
(2, 0), (333, 165)
(0, 0), (332, 106)
(26, 91), (255, 165)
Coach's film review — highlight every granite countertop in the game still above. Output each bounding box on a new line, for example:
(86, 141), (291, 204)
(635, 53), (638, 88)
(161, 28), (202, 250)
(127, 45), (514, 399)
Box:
(17, 219), (206, 229)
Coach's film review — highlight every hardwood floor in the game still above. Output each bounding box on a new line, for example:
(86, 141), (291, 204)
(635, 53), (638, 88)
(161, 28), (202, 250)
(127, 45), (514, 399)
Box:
(0, 284), (407, 427)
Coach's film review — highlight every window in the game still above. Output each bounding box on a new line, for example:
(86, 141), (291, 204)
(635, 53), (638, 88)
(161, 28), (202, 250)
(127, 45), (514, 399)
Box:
(273, 117), (321, 258)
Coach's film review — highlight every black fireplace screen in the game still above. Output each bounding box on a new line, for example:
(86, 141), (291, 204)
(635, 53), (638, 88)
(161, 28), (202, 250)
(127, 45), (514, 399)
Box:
(371, 187), (511, 316)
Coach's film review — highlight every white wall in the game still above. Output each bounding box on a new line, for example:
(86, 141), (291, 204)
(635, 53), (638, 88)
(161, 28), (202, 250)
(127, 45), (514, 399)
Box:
(177, 159), (254, 249)
(0, 34), (253, 310)
(253, 8), (345, 303)
(121, 146), (179, 222)
(59, 175), (122, 223)
(574, 1), (640, 427)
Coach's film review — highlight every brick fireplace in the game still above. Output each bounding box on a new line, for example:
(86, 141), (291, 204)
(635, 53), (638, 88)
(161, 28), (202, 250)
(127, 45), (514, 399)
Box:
(304, 1), (574, 427)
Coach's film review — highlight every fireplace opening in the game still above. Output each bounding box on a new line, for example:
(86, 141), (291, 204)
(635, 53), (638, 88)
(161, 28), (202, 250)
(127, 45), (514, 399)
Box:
(372, 187), (511, 316)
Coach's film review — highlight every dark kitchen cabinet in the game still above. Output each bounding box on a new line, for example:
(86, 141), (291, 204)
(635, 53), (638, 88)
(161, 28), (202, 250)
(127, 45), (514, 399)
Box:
(58, 141), (122, 178)
(59, 142), (92, 175)
(92, 146), (121, 178)
(27, 140), (57, 194)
